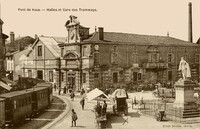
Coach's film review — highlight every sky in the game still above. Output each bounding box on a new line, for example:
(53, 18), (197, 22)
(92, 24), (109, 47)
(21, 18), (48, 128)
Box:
(0, 0), (200, 42)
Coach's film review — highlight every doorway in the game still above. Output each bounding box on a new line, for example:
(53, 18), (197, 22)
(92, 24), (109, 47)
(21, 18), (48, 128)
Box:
(67, 72), (75, 90)
(37, 70), (43, 80)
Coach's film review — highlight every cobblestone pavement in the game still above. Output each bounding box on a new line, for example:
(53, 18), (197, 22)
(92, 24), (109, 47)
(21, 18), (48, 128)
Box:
(43, 91), (200, 129)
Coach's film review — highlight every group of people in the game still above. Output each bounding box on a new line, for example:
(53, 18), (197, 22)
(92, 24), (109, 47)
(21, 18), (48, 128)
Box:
(95, 100), (107, 117)
(70, 88), (86, 127)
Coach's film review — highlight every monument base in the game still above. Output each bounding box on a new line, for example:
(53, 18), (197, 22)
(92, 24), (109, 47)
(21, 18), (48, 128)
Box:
(172, 79), (200, 120)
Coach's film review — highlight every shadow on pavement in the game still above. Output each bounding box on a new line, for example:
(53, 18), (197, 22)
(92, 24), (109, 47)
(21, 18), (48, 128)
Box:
(74, 125), (85, 128)
(128, 111), (141, 118)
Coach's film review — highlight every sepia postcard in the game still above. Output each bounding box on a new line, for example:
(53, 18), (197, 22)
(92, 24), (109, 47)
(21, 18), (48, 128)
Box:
(0, 0), (200, 129)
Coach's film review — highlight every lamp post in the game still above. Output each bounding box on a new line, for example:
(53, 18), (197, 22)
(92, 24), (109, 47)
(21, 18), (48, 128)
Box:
(57, 57), (61, 95)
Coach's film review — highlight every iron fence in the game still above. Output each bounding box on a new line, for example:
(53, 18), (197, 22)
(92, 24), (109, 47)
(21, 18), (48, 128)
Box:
(139, 100), (200, 123)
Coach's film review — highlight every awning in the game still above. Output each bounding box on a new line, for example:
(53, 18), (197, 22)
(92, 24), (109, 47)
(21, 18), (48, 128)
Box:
(0, 81), (12, 91)
(1, 77), (17, 85)
(112, 89), (128, 98)
(87, 88), (109, 101)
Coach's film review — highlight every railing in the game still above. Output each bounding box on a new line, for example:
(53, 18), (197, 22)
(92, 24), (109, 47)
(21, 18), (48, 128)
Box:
(143, 62), (168, 69)
(139, 100), (200, 123)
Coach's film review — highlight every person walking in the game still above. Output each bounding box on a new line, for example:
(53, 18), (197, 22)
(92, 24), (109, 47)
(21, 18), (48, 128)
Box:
(80, 97), (85, 110)
(70, 91), (75, 101)
(71, 109), (78, 127)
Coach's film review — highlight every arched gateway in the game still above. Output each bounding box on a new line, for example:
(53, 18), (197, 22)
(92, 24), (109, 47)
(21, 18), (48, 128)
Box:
(62, 51), (80, 91)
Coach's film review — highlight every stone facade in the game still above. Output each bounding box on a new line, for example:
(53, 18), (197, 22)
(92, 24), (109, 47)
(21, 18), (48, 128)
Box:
(58, 16), (200, 90)
(0, 19), (8, 78)
(23, 16), (200, 91)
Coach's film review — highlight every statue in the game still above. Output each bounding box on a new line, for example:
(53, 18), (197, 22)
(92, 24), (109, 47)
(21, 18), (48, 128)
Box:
(178, 57), (191, 80)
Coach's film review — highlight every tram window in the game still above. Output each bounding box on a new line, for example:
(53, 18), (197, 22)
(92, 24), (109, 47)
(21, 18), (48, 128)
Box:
(22, 99), (24, 107)
(29, 97), (31, 104)
(14, 101), (17, 109)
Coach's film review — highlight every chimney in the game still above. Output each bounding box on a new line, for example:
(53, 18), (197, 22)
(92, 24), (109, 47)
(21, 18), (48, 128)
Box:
(188, 2), (193, 42)
(35, 34), (38, 39)
(10, 31), (15, 43)
(98, 27), (104, 40)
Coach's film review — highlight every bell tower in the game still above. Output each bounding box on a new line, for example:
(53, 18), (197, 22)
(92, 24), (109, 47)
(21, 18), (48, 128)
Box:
(65, 15), (80, 43)
(65, 15), (90, 43)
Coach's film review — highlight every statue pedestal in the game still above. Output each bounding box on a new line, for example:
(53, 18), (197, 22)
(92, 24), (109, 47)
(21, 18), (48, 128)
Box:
(174, 79), (197, 109)
(172, 79), (200, 121)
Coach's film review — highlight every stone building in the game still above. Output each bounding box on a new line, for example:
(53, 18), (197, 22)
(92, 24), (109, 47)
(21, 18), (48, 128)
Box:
(0, 19), (8, 78)
(5, 32), (35, 80)
(58, 16), (200, 90)
(22, 13), (200, 91)
(0, 19), (12, 93)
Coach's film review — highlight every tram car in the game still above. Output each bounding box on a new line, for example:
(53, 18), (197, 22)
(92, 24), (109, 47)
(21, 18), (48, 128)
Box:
(31, 86), (50, 115)
(35, 82), (53, 104)
(0, 82), (53, 127)
(0, 98), (5, 127)
(0, 90), (33, 125)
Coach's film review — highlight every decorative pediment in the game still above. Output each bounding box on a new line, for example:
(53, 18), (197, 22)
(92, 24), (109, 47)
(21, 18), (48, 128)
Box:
(63, 51), (79, 59)
(147, 46), (159, 53)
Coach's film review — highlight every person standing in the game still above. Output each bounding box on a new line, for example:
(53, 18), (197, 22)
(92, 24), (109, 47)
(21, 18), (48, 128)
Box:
(71, 109), (78, 127)
(80, 97), (85, 110)
(58, 87), (61, 95)
(96, 101), (102, 117)
(54, 83), (57, 91)
(63, 86), (67, 94)
(102, 100), (107, 116)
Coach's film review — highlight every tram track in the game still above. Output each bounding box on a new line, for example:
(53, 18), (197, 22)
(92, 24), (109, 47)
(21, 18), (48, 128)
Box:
(41, 94), (72, 129)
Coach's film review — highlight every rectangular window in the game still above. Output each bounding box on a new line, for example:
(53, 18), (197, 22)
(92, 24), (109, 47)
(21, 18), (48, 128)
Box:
(113, 73), (118, 83)
(61, 48), (64, 57)
(138, 73), (142, 81)
(37, 70), (43, 80)
(168, 71), (172, 81)
(38, 46), (42, 57)
(168, 54), (172, 63)
(83, 73), (86, 83)
(28, 70), (32, 78)
(82, 46), (87, 57)
(94, 73), (99, 78)
(61, 72), (64, 82)
(94, 52), (100, 66)
(195, 54), (200, 63)
(133, 72), (138, 81)
(49, 71), (53, 82)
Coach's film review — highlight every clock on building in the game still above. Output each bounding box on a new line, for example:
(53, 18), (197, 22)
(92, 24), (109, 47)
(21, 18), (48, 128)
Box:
(94, 45), (99, 50)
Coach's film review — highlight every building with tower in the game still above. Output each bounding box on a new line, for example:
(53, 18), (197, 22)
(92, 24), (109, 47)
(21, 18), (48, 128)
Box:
(22, 11), (200, 91)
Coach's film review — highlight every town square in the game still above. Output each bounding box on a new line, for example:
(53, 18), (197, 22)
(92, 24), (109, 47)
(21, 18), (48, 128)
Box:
(0, 0), (200, 129)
